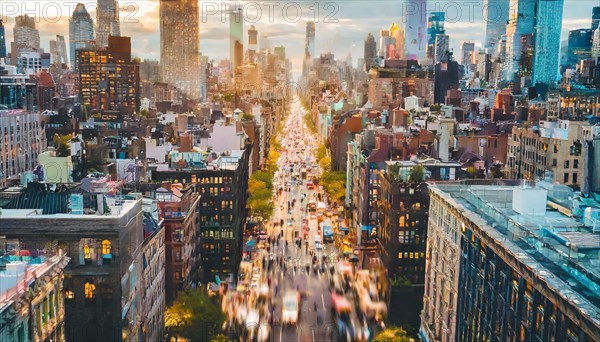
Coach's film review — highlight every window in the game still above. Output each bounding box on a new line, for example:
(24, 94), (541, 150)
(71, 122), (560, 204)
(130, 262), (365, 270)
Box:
(65, 290), (74, 299)
(83, 244), (92, 264)
(574, 159), (579, 169)
(101, 240), (112, 264)
(84, 282), (96, 299)
(564, 173), (569, 183)
(564, 160), (569, 169)
(573, 173), (578, 184)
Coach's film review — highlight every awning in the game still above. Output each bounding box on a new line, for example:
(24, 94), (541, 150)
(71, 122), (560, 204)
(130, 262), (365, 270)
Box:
(361, 225), (373, 232)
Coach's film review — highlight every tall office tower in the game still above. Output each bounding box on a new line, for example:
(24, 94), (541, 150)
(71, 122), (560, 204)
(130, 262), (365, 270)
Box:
(532, 0), (564, 87)
(484, 0), (510, 52)
(229, 4), (243, 70)
(0, 19), (6, 58)
(77, 36), (140, 115)
(389, 22), (404, 59)
(303, 21), (316, 76)
(259, 33), (270, 51)
(592, 27), (600, 60)
(404, 0), (427, 60)
(379, 30), (395, 59)
(96, 0), (121, 48)
(593, 6), (600, 31)
(13, 15), (40, 50)
(364, 32), (377, 72)
(461, 41), (475, 67)
(160, 0), (201, 98)
(247, 25), (257, 62)
(434, 34), (450, 64)
(566, 29), (593, 68)
(69, 4), (95, 70)
(427, 12), (445, 59)
(503, 0), (537, 81)
(50, 35), (69, 68)
(305, 21), (316, 60)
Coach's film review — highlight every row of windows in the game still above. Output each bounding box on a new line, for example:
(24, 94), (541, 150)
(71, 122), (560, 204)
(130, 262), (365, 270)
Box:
(398, 252), (425, 259)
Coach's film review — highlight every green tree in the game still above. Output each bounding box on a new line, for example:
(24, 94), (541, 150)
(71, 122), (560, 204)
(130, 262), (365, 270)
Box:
(165, 290), (225, 342)
(316, 144), (327, 162)
(408, 165), (425, 182)
(373, 326), (412, 342)
(242, 112), (254, 121)
(252, 170), (273, 189)
(319, 156), (331, 171)
(388, 163), (403, 182)
(54, 134), (72, 157)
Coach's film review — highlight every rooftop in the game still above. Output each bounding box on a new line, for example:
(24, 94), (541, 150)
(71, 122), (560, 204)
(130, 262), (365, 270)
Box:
(430, 181), (600, 328)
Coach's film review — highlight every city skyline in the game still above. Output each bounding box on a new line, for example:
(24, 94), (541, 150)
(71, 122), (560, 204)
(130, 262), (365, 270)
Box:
(0, 0), (597, 77)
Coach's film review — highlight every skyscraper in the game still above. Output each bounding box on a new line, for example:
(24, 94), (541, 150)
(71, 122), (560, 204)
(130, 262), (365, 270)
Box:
(404, 0), (427, 60)
(96, 0), (121, 48)
(259, 33), (270, 51)
(229, 4), (243, 70)
(247, 25), (257, 63)
(305, 21), (316, 60)
(566, 29), (592, 68)
(50, 35), (69, 68)
(160, 0), (201, 98)
(364, 32), (377, 71)
(13, 15), (40, 50)
(593, 6), (600, 31)
(532, 0), (564, 87)
(434, 34), (450, 64)
(77, 36), (139, 115)
(0, 19), (6, 58)
(427, 12), (445, 59)
(69, 3), (95, 70)
(379, 30), (394, 59)
(592, 27), (600, 61)
(389, 22), (404, 59)
(461, 41), (475, 68)
(303, 21), (316, 76)
(484, 0), (510, 52)
(503, 0), (537, 81)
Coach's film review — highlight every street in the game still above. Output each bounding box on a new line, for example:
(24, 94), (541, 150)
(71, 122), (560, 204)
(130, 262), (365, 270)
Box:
(222, 96), (383, 342)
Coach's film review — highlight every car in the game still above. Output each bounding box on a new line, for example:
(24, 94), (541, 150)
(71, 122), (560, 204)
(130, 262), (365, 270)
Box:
(282, 291), (300, 325)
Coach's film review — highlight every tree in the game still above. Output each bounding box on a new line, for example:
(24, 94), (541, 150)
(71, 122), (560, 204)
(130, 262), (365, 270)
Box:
(165, 290), (225, 342)
(408, 165), (425, 182)
(252, 170), (273, 189)
(54, 134), (72, 157)
(388, 163), (403, 182)
(242, 112), (254, 121)
(319, 156), (331, 171)
(211, 334), (228, 342)
(373, 326), (412, 342)
(316, 144), (327, 162)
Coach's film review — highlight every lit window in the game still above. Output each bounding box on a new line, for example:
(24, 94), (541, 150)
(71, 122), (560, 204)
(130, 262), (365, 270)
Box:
(101, 240), (111, 255)
(84, 282), (96, 299)
(65, 290), (74, 299)
(84, 244), (91, 260)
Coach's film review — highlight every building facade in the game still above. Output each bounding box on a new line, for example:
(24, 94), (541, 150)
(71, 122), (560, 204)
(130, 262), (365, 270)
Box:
(69, 4), (95, 70)
(0, 110), (45, 186)
(159, 0), (201, 98)
(484, 0), (510, 52)
(96, 0), (121, 48)
(156, 183), (200, 304)
(404, 0), (427, 60)
(507, 120), (598, 187)
(0, 253), (70, 342)
(422, 182), (600, 342)
(77, 36), (140, 115)
(532, 0), (564, 87)
(0, 186), (148, 342)
(140, 214), (165, 342)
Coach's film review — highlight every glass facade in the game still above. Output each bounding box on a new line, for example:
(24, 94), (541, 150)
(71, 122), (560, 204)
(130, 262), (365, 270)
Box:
(69, 4), (95, 70)
(532, 0), (565, 86)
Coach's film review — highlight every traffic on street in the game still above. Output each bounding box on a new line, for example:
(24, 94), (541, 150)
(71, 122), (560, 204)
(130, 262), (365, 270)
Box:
(221, 97), (388, 341)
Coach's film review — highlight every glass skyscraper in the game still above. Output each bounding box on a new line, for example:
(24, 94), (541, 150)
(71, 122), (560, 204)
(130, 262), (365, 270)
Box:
(96, 0), (121, 48)
(69, 3), (95, 70)
(0, 19), (6, 58)
(484, 0), (510, 52)
(427, 12), (445, 59)
(532, 0), (564, 87)
(404, 0), (427, 60)
(160, 0), (201, 98)
(503, 0), (537, 81)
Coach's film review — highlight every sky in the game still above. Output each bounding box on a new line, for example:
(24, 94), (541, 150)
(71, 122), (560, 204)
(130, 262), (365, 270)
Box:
(2, 0), (600, 78)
